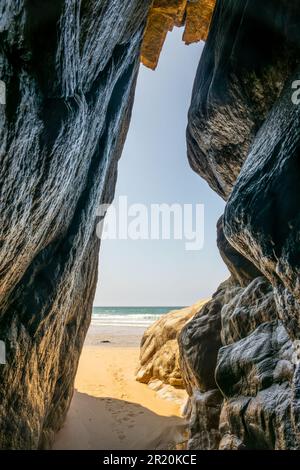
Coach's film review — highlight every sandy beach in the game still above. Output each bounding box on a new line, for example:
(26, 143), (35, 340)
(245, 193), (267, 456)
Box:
(53, 323), (187, 450)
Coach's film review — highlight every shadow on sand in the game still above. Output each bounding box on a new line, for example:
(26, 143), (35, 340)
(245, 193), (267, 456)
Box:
(53, 390), (187, 450)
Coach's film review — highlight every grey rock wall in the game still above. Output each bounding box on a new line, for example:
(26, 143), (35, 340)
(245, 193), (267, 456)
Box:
(180, 0), (300, 450)
(187, 0), (300, 200)
(0, 0), (150, 449)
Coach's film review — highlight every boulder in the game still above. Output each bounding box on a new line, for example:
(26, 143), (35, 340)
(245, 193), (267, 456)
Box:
(136, 300), (207, 388)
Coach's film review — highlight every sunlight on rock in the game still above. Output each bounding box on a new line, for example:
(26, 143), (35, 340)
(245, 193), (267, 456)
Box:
(141, 0), (216, 69)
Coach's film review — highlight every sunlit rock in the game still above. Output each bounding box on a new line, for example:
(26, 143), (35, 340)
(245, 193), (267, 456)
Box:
(141, 0), (216, 70)
(136, 300), (207, 388)
(216, 321), (296, 449)
(183, 0), (216, 44)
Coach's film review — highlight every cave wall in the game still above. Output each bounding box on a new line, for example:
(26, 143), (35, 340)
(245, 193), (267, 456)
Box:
(0, 0), (150, 449)
(2, 0), (300, 452)
(180, 0), (300, 449)
(187, 0), (300, 200)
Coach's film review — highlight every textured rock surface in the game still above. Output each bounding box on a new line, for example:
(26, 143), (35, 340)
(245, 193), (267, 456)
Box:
(136, 301), (206, 388)
(141, 0), (216, 70)
(220, 277), (277, 345)
(216, 277), (298, 449)
(187, 0), (300, 199)
(180, 0), (300, 450)
(179, 279), (235, 449)
(2, 0), (300, 452)
(217, 216), (261, 287)
(224, 68), (300, 340)
(140, 0), (187, 71)
(180, 274), (299, 449)
(0, 0), (150, 449)
(183, 0), (216, 45)
(217, 320), (296, 449)
(220, 65), (300, 448)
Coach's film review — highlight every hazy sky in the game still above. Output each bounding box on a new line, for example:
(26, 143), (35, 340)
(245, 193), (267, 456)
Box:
(94, 28), (228, 306)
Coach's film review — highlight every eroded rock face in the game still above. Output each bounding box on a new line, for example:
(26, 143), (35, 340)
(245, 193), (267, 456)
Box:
(181, 273), (298, 449)
(217, 216), (261, 287)
(136, 301), (206, 388)
(187, 0), (300, 199)
(217, 320), (296, 449)
(180, 0), (300, 450)
(219, 65), (300, 449)
(179, 279), (235, 449)
(220, 277), (277, 345)
(216, 277), (299, 449)
(0, 0), (150, 449)
(140, 0), (216, 70)
(183, 0), (216, 45)
(224, 68), (300, 340)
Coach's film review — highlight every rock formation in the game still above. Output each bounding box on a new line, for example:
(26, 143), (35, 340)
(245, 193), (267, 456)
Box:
(0, 0), (151, 449)
(2, 0), (300, 452)
(187, 0), (300, 199)
(179, 280), (232, 449)
(141, 0), (216, 70)
(180, 0), (300, 450)
(136, 300), (206, 388)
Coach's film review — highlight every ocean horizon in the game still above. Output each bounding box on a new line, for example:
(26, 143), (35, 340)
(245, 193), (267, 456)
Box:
(92, 306), (185, 328)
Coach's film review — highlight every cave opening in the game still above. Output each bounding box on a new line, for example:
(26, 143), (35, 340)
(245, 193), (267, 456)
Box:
(2, 0), (300, 454)
(53, 28), (227, 450)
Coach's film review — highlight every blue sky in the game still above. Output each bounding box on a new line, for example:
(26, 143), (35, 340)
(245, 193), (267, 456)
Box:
(94, 28), (228, 306)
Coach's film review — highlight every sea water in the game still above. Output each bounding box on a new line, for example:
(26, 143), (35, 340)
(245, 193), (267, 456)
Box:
(91, 306), (184, 328)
